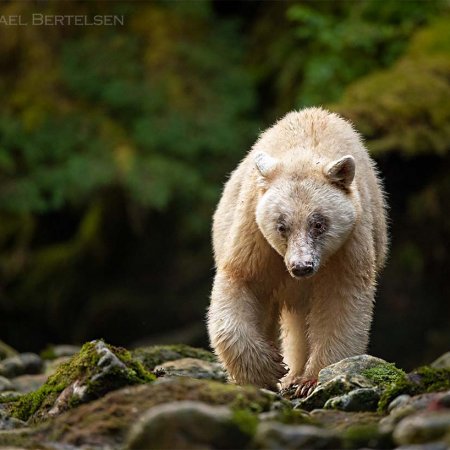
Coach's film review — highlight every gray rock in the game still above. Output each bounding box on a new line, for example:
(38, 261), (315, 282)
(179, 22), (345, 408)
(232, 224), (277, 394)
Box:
(0, 376), (13, 392)
(51, 345), (81, 359)
(295, 374), (374, 411)
(0, 410), (26, 430)
(0, 353), (43, 378)
(126, 401), (251, 450)
(318, 355), (388, 385)
(395, 444), (450, 450)
(253, 422), (340, 449)
(324, 387), (380, 412)
(393, 411), (450, 445)
(11, 374), (48, 393)
(154, 357), (227, 382)
(388, 394), (412, 412)
(431, 352), (450, 370)
(381, 392), (450, 434)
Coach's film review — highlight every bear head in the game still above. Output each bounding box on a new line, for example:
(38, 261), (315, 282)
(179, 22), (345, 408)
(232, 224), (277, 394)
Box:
(254, 151), (357, 279)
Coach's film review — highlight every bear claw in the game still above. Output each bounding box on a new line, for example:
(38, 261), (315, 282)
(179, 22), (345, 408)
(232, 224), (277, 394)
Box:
(294, 379), (317, 398)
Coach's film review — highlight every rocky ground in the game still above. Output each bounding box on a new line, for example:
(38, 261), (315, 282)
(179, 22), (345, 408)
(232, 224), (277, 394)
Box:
(0, 339), (449, 449)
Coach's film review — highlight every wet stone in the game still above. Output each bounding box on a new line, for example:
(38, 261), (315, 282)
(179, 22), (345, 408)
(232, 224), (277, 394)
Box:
(0, 354), (43, 378)
(393, 411), (450, 445)
(0, 376), (13, 392)
(381, 391), (450, 435)
(11, 374), (48, 394)
(253, 422), (340, 449)
(318, 355), (388, 385)
(0, 410), (26, 431)
(295, 374), (374, 411)
(324, 387), (380, 412)
(388, 394), (412, 412)
(395, 443), (450, 450)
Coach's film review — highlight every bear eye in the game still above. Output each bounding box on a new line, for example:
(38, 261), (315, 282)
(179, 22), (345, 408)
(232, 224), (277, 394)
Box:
(310, 213), (328, 236)
(314, 222), (324, 231)
(277, 223), (287, 234)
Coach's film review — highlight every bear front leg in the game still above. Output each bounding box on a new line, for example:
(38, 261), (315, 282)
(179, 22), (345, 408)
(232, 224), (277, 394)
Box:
(207, 271), (287, 390)
(302, 282), (375, 390)
(280, 305), (309, 390)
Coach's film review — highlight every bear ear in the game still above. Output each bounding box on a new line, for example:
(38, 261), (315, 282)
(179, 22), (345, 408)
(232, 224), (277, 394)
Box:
(254, 151), (279, 178)
(324, 155), (355, 188)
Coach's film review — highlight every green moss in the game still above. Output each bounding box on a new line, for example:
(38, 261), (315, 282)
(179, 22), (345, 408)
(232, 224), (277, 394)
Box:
(9, 340), (155, 422)
(362, 363), (407, 386)
(132, 344), (217, 371)
(273, 407), (317, 425)
(342, 423), (392, 449)
(377, 365), (450, 412)
(231, 409), (259, 436)
(411, 366), (450, 393)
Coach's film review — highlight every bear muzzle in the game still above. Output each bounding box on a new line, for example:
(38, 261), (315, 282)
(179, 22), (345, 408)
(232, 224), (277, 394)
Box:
(289, 261), (315, 278)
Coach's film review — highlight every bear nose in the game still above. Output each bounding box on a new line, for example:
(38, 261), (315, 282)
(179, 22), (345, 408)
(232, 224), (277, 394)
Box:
(291, 262), (314, 277)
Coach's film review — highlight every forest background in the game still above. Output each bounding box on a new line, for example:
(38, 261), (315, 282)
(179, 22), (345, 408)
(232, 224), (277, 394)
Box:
(0, 0), (449, 370)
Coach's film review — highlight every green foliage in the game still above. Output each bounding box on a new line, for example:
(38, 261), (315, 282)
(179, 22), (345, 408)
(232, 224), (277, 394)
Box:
(249, 0), (446, 117)
(0, 3), (256, 216)
(333, 18), (450, 156)
(0, 1), (257, 349)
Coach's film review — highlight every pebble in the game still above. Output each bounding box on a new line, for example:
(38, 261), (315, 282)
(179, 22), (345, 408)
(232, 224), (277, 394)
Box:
(431, 352), (450, 370)
(0, 353), (43, 378)
(253, 422), (340, 449)
(388, 394), (412, 412)
(393, 411), (450, 445)
(0, 375), (14, 392)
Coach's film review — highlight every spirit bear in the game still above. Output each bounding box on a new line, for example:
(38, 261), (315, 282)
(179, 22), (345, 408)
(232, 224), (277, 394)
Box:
(207, 107), (388, 396)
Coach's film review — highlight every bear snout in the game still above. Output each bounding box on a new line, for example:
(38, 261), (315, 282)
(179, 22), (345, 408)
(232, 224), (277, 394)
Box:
(290, 261), (315, 278)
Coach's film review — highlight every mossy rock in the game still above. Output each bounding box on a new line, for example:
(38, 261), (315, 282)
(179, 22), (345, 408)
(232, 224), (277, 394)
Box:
(342, 422), (393, 449)
(381, 366), (450, 412)
(126, 401), (256, 450)
(8, 340), (155, 422)
(132, 344), (217, 371)
(10, 377), (276, 449)
(362, 362), (407, 387)
(0, 341), (18, 361)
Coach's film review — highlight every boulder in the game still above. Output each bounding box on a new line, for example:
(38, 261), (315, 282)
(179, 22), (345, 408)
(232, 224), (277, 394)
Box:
(126, 401), (252, 449)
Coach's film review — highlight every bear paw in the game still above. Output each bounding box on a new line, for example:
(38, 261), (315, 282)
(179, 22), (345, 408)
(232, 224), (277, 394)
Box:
(294, 378), (317, 398)
(280, 376), (317, 399)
